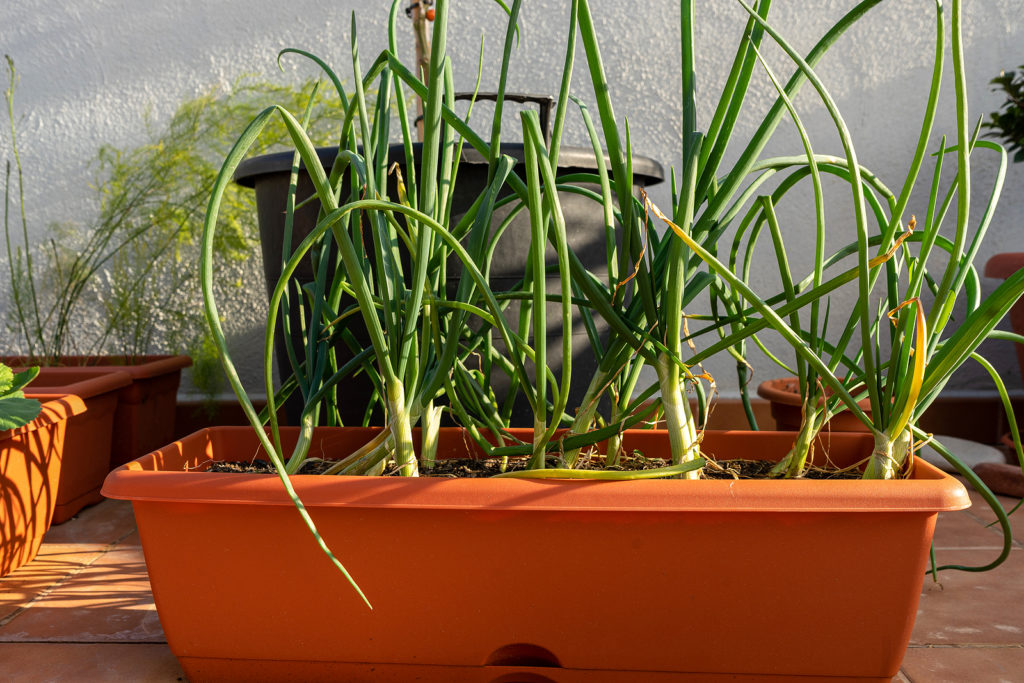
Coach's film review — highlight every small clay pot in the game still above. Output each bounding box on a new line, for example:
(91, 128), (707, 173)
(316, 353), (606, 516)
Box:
(756, 376), (871, 432)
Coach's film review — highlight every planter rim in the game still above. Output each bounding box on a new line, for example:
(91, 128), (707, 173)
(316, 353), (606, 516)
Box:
(22, 368), (132, 400)
(1, 395), (87, 442)
(233, 143), (665, 189)
(102, 426), (968, 513)
(0, 354), (192, 381)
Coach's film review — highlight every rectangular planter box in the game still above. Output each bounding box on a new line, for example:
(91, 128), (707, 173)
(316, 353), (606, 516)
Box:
(102, 427), (968, 681)
(1, 396), (86, 577)
(25, 369), (132, 523)
(2, 355), (192, 468)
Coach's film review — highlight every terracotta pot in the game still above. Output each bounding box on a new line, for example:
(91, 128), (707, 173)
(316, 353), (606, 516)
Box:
(102, 426), (967, 681)
(986, 253), (1024, 379)
(1, 395), (86, 577)
(24, 369), (132, 523)
(757, 376), (872, 432)
(1, 355), (192, 468)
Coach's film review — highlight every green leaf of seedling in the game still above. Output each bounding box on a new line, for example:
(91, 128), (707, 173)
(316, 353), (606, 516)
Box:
(0, 364), (41, 430)
(1, 365), (38, 396)
(0, 364), (14, 395)
(0, 397), (42, 431)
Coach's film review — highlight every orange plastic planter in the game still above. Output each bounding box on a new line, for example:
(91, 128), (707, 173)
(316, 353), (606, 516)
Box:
(1, 355), (192, 468)
(103, 427), (967, 682)
(1, 396), (87, 577)
(25, 369), (132, 523)
(99, 355), (192, 466)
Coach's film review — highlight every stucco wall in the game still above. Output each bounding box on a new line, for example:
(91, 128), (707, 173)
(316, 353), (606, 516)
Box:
(2, 0), (1023, 400)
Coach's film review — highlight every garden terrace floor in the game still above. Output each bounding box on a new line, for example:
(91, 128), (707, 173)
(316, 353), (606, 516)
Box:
(0, 488), (1022, 681)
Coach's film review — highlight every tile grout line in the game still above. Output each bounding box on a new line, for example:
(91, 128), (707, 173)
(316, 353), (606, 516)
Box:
(0, 527), (140, 629)
(961, 508), (1024, 543)
(907, 644), (1024, 649)
(939, 510), (1024, 549)
(0, 640), (165, 645)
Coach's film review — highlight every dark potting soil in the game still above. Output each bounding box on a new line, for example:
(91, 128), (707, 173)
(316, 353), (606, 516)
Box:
(208, 459), (335, 475)
(702, 459), (862, 480)
(412, 451), (677, 478)
(207, 453), (862, 479)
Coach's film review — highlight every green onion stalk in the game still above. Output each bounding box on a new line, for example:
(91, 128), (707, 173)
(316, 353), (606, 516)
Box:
(728, 0), (1024, 486)
(656, 0), (1024, 572)
(274, 0), (537, 473)
(670, 0), (949, 479)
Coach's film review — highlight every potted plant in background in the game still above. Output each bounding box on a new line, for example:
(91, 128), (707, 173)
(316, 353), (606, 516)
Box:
(983, 62), (1024, 163)
(3, 56), (192, 478)
(2, 62), (351, 519)
(981, 62), (1024, 495)
(103, 0), (1017, 680)
(90, 73), (353, 415)
(1, 363), (86, 577)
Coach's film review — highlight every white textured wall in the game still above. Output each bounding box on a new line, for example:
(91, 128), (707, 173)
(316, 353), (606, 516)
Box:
(2, 0), (1023, 399)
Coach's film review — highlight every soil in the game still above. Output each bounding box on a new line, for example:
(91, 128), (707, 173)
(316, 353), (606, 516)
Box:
(209, 460), (335, 475)
(207, 452), (862, 479)
(702, 459), (862, 480)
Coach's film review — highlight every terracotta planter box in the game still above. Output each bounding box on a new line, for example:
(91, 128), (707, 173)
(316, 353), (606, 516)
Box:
(1, 355), (192, 468)
(102, 426), (966, 681)
(24, 369), (132, 523)
(1, 396), (86, 577)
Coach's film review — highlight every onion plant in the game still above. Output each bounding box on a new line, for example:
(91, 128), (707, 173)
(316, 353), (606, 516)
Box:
(203, 0), (709, 477)
(205, 0), (522, 467)
(705, 0), (1024, 481)
(654, 0), (1024, 570)
(543, 0), (901, 476)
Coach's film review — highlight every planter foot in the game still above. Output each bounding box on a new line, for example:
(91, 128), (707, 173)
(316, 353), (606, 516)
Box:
(177, 658), (894, 682)
(51, 487), (105, 525)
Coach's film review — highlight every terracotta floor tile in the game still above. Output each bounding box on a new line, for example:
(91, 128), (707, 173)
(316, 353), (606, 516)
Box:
(0, 547), (163, 643)
(932, 509), (1006, 550)
(911, 549), (1024, 646)
(965, 487), (1024, 547)
(117, 530), (142, 546)
(42, 499), (137, 545)
(0, 643), (184, 681)
(0, 544), (108, 619)
(37, 546), (149, 594)
(901, 645), (1024, 683)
